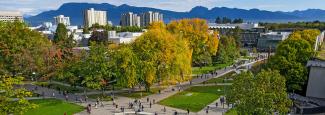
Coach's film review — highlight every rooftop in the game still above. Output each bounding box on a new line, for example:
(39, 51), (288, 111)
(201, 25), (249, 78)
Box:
(0, 11), (22, 16)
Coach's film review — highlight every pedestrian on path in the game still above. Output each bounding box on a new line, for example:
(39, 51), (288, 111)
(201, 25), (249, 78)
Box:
(87, 104), (91, 114)
(163, 106), (166, 112)
(85, 96), (88, 102)
(141, 105), (144, 111)
(149, 102), (152, 108)
(147, 97), (149, 103)
(187, 108), (190, 114)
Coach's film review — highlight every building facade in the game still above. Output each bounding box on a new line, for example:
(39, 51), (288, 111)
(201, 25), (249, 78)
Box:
(54, 15), (70, 26)
(107, 31), (143, 44)
(140, 11), (163, 27)
(257, 32), (291, 52)
(120, 12), (140, 27)
(84, 8), (107, 27)
(306, 60), (325, 99)
(0, 11), (23, 22)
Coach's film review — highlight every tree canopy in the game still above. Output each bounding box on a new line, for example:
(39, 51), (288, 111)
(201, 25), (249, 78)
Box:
(268, 29), (320, 92)
(167, 18), (219, 66)
(227, 70), (292, 114)
(0, 21), (52, 78)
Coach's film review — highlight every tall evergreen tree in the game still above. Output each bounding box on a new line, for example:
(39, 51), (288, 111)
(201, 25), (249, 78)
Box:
(53, 23), (68, 43)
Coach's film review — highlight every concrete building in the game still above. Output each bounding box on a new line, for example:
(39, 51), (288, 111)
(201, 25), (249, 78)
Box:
(84, 8), (107, 27)
(120, 12), (140, 27)
(54, 15), (70, 26)
(306, 60), (325, 99)
(208, 23), (259, 30)
(140, 11), (163, 27)
(241, 27), (268, 47)
(257, 32), (291, 52)
(107, 31), (143, 44)
(0, 11), (23, 22)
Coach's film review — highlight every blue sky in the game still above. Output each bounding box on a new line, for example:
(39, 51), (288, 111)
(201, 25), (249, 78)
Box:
(1, 0), (324, 15)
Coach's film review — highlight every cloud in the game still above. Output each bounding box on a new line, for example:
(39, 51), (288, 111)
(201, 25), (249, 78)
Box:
(0, 0), (324, 15)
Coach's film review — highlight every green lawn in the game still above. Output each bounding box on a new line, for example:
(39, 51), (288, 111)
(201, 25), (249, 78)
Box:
(192, 63), (232, 75)
(25, 99), (84, 115)
(225, 109), (238, 115)
(118, 87), (163, 99)
(202, 71), (236, 84)
(159, 86), (227, 112)
(87, 94), (113, 101)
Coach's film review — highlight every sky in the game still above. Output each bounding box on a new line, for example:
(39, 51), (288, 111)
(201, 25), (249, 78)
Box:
(0, 0), (324, 16)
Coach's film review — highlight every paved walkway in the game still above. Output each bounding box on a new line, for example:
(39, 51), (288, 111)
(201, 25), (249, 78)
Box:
(24, 57), (267, 115)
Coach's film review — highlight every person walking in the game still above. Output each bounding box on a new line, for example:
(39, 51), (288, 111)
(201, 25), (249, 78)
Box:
(163, 106), (166, 112)
(149, 102), (152, 108)
(187, 108), (190, 115)
(87, 104), (91, 114)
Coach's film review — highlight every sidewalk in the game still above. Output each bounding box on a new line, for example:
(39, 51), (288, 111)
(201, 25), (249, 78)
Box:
(24, 58), (266, 115)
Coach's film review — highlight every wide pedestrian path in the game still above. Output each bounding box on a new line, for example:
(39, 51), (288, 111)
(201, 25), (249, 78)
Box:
(24, 57), (267, 115)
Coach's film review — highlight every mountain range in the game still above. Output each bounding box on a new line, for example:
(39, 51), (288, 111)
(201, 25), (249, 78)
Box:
(25, 3), (325, 26)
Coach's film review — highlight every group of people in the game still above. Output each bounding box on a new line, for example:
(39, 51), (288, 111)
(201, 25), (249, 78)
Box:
(86, 97), (105, 114)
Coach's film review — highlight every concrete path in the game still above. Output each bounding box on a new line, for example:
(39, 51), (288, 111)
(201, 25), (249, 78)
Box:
(24, 57), (267, 115)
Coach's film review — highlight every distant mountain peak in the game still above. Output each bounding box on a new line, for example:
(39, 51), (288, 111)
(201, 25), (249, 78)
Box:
(190, 6), (209, 12)
(25, 2), (325, 26)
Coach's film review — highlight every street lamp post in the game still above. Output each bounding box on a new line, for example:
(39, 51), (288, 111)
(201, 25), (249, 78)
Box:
(32, 72), (36, 81)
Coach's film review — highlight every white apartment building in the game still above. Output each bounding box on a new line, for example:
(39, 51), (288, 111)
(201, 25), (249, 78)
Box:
(84, 8), (107, 27)
(140, 11), (163, 27)
(120, 12), (140, 27)
(54, 15), (70, 26)
(107, 31), (143, 44)
(0, 11), (23, 22)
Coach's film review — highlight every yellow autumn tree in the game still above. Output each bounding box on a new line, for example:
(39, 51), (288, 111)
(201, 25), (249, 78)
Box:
(132, 22), (192, 91)
(167, 18), (219, 66)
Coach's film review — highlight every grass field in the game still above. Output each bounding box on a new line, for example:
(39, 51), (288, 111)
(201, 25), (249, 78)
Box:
(159, 86), (227, 112)
(25, 99), (84, 115)
(225, 108), (238, 115)
(202, 71), (236, 84)
(192, 63), (232, 75)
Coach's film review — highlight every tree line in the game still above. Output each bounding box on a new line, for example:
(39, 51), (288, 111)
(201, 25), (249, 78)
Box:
(261, 21), (325, 31)
(215, 17), (244, 24)
(227, 29), (321, 114)
(0, 19), (222, 113)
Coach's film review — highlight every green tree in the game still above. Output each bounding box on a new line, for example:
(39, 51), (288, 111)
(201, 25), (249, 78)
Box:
(268, 30), (319, 92)
(109, 44), (139, 88)
(82, 27), (90, 34)
(0, 21), (52, 79)
(53, 23), (68, 43)
(80, 42), (112, 89)
(227, 70), (292, 114)
(0, 75), (37, 114)
(268, 38), (313, 92)
(215, 36), (239, 64)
